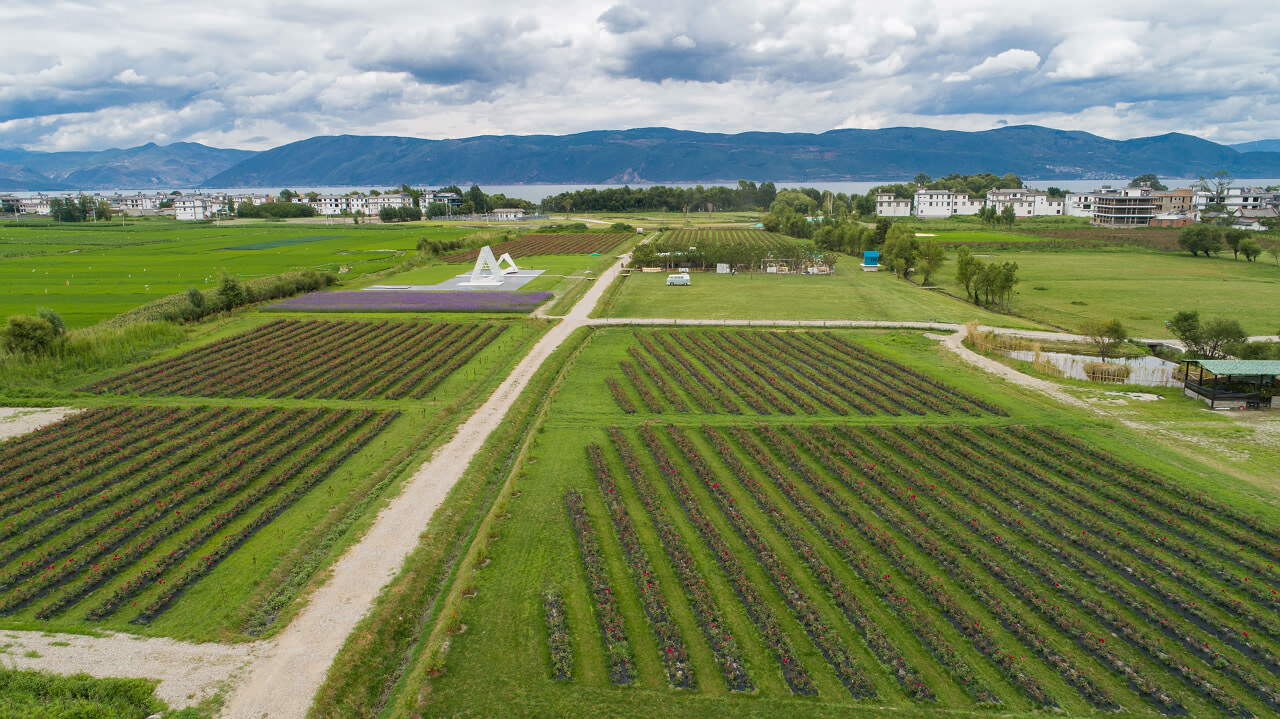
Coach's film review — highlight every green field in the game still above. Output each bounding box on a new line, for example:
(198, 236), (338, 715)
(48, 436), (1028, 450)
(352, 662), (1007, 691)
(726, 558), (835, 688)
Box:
(355, 327), (1280, 719)
(600, 258), (1041, 327)
(0, 313), (551, 642)
(929, 249), (1280, 335)
(0, 219), (478, 327)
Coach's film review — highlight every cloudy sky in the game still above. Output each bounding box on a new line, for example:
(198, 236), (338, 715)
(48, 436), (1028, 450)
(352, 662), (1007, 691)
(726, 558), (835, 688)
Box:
(3, 0), (1277, 152)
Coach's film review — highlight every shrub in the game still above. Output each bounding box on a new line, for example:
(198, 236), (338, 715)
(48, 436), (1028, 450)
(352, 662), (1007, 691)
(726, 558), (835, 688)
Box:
(36, 307), (67, 336)
(1, 315), (57, 355)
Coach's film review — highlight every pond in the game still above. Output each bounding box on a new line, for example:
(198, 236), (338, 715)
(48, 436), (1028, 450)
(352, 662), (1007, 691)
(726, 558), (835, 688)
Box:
(1005, 349), (1180, 387)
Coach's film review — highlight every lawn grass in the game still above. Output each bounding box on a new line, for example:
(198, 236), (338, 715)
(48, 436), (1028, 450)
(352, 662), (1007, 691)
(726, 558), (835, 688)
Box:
(0, 666), (174, 719)
(929, 248), (1280, 336)
(600, 257), (1042, 327)
(0, 220), (480, 327)
(377, 326), (1280, 719)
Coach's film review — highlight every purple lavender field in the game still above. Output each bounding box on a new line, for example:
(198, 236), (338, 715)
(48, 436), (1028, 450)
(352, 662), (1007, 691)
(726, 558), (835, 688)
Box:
(265, 290), (552, 313)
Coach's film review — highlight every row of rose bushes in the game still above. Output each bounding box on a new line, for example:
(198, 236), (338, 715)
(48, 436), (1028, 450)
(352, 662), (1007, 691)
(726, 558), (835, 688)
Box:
(134, 410), (397, 623)
(0, 405), (134, 485)
(0, 407), (215, 530)
(754, 426), (1058, 707)
(605, 429), (753, 692)
(730, 426), (999, 704)
(626, 348), (689, 412)
(77, 409), (374, 621)
(605, 378), (636, 414)
(632, 425), (814, 694)
(632, 336), (716, 413)
(973, 426), (1280, 614)
(927, 426), (1280, 645)
(618, 361), (662, 413)
(1, 408), (335, 616)
(0, 407), (281, 590)
(1020, 427), (1280, 572)
(680, 332), (793, 415)
(565, 490), (635, 685)
(828, 425), (1198, 712)
(700, 425), (932, 701)
(1037, 426), (1280, 553)
(543, 589), (573, 681)
(789, 426), (1120, 710)
(664, 424), (876, 698)
(586, 444), (694, 688)
(653, 334), (742, 413)
(815, 332), (1007, 415)
(885, 426), (1276, 714)
(704, 333), (829, 414)
(730, 332), (888, 415)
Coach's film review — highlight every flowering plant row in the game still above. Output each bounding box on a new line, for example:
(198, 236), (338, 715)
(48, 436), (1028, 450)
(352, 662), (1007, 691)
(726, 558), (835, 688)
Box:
(730, 332), (884, 415)
(633, 335), (718, 413)
(605, 429), (752, 692)
(813, 333), (1006, 416)
(701, 426), (931, 700)
(587, 445), (694, 688)
(772, 333), (943, 415)
(618, 361), (664, 414)
(756, 427), (1058, 707)
(892, 426), (1275, 714)
(705, 333), (828, 414)
(441, 233), (624, 263)
(605, 377), (637, 414)
(626, 348), (690, 413)
(633, 425), (814, 694)
(890, 426), (1255, 714)
(733, 426), (997, 704)
(665, 424), (876, 698)
(1, 409), (330, 615)
(655, 334), (742, 414)
(565, 491), (635, 685)
(543, 589), (573, 681)
(134, 411), (396, 623)
(264, 290), (552, 314)
(0, 406), (140, 489)
(1022, 427), (1280, 569)
(87, 319), (504, 401)
(1036, 426), (1280, 552)
(679, 332), (790, 415)
(934, 427), (1280, 641)
(985, 427), (1280, 611)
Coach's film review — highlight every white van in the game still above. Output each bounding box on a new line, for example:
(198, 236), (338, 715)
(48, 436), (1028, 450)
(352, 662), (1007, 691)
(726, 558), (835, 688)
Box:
(666, 273), (691, 286)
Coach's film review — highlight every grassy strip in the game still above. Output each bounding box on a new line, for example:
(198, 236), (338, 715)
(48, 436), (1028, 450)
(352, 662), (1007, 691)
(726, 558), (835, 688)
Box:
(0, 667), (170, 719)
(306, 325), (592, 719)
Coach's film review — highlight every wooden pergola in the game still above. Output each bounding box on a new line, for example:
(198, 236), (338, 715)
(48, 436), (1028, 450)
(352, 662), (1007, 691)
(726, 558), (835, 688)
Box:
(1180, 359), (1280, 409)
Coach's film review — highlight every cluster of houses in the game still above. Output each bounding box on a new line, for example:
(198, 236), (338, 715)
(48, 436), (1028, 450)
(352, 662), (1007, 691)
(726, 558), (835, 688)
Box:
(876, 185), (1280, 230)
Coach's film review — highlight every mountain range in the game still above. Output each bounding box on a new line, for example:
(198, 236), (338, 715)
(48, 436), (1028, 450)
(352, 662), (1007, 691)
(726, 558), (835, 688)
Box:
(3, 127), (1280, 191)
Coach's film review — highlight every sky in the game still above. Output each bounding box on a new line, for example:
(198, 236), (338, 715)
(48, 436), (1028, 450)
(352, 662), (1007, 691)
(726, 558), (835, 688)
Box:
(2, 0), (1277, 152)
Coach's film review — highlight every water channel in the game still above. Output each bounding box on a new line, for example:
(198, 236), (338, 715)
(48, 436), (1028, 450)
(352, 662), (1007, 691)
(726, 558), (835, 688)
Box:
(1005, 349), (1180, 387)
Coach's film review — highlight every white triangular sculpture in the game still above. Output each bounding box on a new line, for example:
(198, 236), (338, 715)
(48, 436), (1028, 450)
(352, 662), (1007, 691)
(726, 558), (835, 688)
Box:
(465, 245), (520, 286)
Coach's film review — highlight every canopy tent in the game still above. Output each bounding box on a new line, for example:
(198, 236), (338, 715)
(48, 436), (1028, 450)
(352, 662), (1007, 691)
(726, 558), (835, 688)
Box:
(1181, 359), (1280, 409)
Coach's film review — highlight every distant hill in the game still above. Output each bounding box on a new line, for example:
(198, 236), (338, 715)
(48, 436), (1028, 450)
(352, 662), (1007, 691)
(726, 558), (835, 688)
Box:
(203, 126), (1280, 187)
(1231, 139), (1280, 154)
(0, 143), (254, 190)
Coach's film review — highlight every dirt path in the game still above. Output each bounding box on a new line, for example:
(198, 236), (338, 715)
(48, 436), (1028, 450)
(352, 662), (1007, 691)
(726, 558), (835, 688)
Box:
(2, 629), (261, 709)
(220, 255), (630, 719)
(0, 407), (80, 442)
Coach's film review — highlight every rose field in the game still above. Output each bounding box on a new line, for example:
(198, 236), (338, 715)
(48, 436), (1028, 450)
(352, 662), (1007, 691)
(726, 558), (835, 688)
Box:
(0, 405), (396, 630)
(441, 233), (630, 263)
(86, 318), (510, 400)
(361, 328), (1280, 719)
(264, 289), (553, 314)
(658, 229), (799, 249)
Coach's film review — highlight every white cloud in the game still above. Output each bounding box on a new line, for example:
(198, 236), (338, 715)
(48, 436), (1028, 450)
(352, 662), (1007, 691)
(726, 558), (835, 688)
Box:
(945, 48), (1040, 82)
(0, 1), (1276, 151)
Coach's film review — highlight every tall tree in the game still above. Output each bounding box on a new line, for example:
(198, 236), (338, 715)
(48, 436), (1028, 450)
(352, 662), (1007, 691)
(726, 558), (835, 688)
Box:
(1128, 174), (1168, 191)
(1080, 318), (1128, 361)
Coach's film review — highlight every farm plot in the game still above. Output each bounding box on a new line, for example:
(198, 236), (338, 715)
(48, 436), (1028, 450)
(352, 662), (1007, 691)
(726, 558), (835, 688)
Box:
(0, 405), (396, 625)
(647, 229), (817, 272)
(442, 234), (627, 263)
(607, 330), (1005, 417)
(436, 421), (1280, 717)
(87, 318), (506, 400)
(657, 229), (797, 249)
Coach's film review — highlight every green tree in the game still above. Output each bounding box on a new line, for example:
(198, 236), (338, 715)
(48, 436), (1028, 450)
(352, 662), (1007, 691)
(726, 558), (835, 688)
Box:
(1080, 318), (1128, 361)
(872, 217), (893, 246)
(1128, 174), (1168, 191)
(917, 239), (946, 285)
(882, 225), (920, 280)
(304, 191), (320, 202)
(1177, 224), (1224, 257)
(1, 315), (57, 355)
(913, 172), (932, 185)
(999, 203), (1016, 226)
(1223, 228), (1251, 259)
(216, 273), (247, 310)
(278, 189), (297, 202)
(1169, 311), (1248, 358)
(35, 307), (67, 336)
(1239, 237), (1262, 262)
(955, 246), (982, 300)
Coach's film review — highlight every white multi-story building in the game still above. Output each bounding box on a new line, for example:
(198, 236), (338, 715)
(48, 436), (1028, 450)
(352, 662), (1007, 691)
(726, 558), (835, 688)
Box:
(107, 194), (168, 212)
(366, 193), (414, 213)
(1223, 187), (1280, 214)
(985, 188), (1064, 217)
(912, 190), (984, 219)
(875, 192), (911, 217)
(20, 196), (52, 214)
(174, 196), (217, 221)
(1066, 186), (1158, 227)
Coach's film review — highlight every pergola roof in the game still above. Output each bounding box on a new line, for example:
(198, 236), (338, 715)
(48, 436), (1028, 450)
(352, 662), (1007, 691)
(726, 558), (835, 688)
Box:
(1188, 360), (1280, 375)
